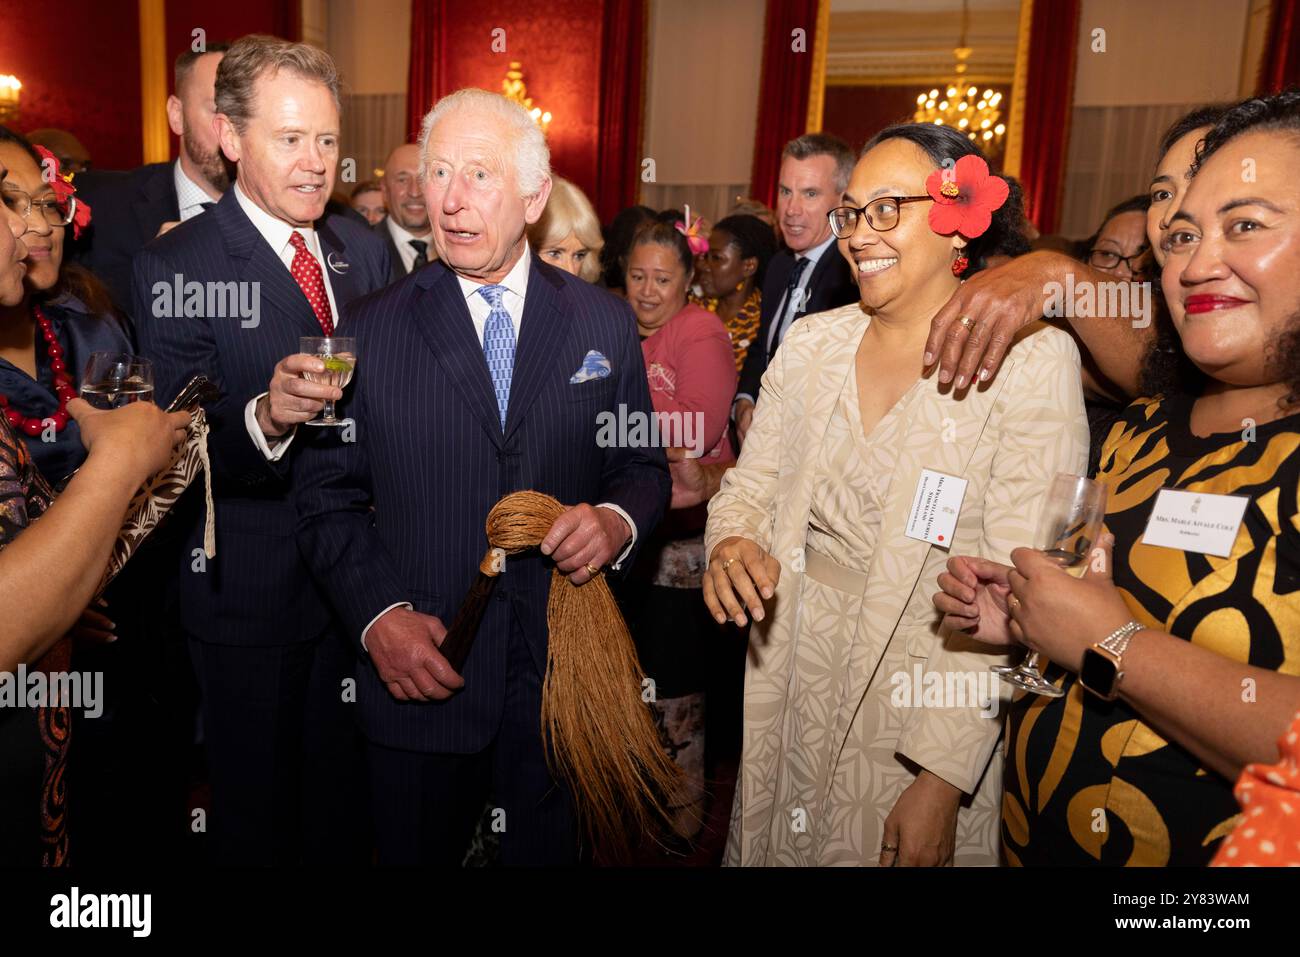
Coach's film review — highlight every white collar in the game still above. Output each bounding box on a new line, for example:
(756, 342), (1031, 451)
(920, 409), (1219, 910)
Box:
(385, 216), (431, 248)
(173, 160), (217, 216)
(456, 246), (531, 302)
(233, 180), (315, 256)
(797, 233), (836, 266)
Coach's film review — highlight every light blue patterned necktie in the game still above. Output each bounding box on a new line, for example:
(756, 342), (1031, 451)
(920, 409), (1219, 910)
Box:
(478, 283), (515, 429)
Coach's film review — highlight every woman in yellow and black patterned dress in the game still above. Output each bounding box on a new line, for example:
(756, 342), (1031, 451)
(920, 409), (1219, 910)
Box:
(690, 215), (776, 372)
(933, 91), (1300, 866)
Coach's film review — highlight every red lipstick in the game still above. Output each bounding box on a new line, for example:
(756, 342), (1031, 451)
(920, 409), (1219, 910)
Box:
(1184, 294), (1249, 314)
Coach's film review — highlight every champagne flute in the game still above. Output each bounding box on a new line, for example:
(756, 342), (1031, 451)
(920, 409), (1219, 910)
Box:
(993, 472), (1108, 697)
(300, 336), (356, 427)
(80, 352), (155, 408)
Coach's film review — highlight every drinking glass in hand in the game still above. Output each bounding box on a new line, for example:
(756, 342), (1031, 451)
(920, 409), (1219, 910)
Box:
(300, 336), (356, 427)
(993, 472), (1109, 697)
(80, 352), (155, 409)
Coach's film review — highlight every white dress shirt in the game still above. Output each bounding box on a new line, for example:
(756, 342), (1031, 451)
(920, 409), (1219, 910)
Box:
(237, 181), (342, 460)
(361, 249), (639, 650)
(735, 233), (837, 408)
(385, 216), (432, 274)
(173, 160), (217, 222)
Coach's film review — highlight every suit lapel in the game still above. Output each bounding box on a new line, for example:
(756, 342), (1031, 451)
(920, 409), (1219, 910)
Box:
(502, 258), (569, 442)
(134, 164), (180, 247)
(412, 264), (503, 447)
(212, 191), (322, 338)
(317, 218), (363, 316)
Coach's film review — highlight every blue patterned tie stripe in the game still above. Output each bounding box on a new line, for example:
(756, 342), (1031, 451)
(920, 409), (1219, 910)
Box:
(478, 284), (515, 429)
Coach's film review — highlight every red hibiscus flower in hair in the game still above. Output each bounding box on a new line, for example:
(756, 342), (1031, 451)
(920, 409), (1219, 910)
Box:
(32, 144), (92, 239)
(925, 154), (1008, 239)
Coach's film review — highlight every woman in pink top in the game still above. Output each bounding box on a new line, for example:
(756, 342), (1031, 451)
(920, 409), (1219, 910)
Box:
(617, 221), (737, 851)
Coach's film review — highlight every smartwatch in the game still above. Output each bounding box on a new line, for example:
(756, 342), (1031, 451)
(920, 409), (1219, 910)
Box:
(1079, 620), (1144, 701)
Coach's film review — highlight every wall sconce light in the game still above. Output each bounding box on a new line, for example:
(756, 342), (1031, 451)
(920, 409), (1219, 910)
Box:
(0, 75), (21, 125)
(501, 61), (551, 134)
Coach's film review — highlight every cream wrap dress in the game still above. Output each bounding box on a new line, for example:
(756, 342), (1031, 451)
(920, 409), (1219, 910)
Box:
(705, 303), (1089, 866)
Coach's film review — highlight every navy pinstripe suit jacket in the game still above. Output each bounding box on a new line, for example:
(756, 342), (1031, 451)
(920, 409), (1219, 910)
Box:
(295, 256), (671, 753)
(131, 187), (391, 646)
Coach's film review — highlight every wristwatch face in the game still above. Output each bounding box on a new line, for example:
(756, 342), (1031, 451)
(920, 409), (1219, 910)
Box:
(1081, 648), (1119, 698)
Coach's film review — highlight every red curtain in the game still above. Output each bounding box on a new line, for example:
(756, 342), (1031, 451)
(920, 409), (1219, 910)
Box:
(406, 0), (447, 142)
(594, 0), (647, 222)
(1259, 0), (1300, 94)
(1016, 0), (1080, 236)
(748, 0), (822, 208)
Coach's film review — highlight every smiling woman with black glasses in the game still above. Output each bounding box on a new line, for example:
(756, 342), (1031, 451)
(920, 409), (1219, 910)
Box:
(0, 126), (131, 489)
(703, 123), (1089, 867)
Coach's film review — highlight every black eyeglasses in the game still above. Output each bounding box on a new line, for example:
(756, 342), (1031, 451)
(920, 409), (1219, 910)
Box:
(1086, 247), (1148, 273)
(1, 185), (76, 229)
(828, 195), (932, 238)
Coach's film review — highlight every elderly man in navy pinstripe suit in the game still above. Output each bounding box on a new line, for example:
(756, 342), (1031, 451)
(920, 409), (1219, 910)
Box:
(133, 37), (390, 865)
(296, 89), (670, 865)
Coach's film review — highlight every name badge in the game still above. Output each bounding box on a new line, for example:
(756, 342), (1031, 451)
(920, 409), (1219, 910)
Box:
(905, 468), (968, 548)
(326, 251), (350, 275)
(1140, 489), (1250, 558)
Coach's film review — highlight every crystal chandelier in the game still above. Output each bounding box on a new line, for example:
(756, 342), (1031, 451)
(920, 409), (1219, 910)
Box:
(913, 0), (1005, 150)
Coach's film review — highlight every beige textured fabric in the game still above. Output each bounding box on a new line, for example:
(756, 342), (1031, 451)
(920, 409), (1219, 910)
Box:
(705, 303), (1090, 867)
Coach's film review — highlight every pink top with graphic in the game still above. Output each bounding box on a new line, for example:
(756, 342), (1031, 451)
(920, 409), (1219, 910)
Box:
(640, 302), (737, 464)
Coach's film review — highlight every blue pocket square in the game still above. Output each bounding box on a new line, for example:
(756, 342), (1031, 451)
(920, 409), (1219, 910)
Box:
(569, 350), (612, 384)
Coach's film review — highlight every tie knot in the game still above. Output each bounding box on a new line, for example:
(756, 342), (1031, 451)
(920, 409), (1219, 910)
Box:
(289, 230), (308, 251)
(478, 284), (507, 309)
(409, 239), (428, 255)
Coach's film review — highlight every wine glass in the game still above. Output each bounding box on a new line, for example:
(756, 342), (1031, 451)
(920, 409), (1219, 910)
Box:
(993, 472), (1108, 697)
(80, 352), (155, 409)
(300, 336), (356, 427)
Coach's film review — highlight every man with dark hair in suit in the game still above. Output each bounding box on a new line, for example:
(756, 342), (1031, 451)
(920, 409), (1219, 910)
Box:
(296, 88), (670, 866)
(73, 43), (232, 315)
(733, 133), (859, 444)
(132, 34), (391, 866)
(375, 142), (432, 282)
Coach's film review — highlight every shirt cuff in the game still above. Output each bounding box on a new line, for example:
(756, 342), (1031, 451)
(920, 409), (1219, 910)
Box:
(244, 392), (296, 461)
(360, 601), (412, 652)
(732, 394), (755, 418)
(595, 502), (636, 571)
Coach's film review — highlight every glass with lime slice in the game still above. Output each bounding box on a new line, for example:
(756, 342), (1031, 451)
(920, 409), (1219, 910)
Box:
(300, 336), (357, 426)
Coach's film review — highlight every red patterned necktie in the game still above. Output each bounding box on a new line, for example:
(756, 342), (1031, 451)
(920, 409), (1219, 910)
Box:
(288, 230), (335, 335)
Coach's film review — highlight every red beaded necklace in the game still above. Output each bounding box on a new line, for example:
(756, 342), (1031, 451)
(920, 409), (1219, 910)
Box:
(0, 305), (75, 436)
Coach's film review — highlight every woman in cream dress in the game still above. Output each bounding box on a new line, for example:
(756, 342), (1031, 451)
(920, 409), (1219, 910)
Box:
(703, 124), (1089, 866)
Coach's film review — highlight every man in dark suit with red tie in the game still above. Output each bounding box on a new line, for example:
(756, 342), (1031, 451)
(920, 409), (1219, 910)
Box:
(296, 88), (670, 865)
(733, 134), (859, 445)
(132, 35), (390, 865)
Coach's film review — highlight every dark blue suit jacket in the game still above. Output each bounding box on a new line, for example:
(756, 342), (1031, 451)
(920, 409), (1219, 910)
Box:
(132, 187), (391, 646)
(71, 162), (180, 318)
(295, 257), (671, 753)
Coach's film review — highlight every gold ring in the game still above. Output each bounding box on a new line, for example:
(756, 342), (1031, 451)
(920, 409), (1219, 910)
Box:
(880, 842), (899, 853)
(958, 315), (974, 329)
(1008, 594), (1021, 610)
(585, 563), (600, 576)
(721, 558), (738, 571)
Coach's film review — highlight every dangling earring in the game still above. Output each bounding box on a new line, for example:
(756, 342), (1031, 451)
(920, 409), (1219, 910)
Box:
(951, 253), (969, 277)
(734, 280), (746, 292)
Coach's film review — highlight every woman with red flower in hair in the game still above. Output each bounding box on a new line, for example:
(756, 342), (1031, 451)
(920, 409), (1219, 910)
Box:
(704, 123), (1088, 866)
(0, 126), (127, 488)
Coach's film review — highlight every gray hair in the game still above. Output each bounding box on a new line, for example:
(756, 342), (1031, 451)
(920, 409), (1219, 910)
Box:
(782, 132), (855, 193)
(214, 35), (341, 132)
(417, 88), (551, 197)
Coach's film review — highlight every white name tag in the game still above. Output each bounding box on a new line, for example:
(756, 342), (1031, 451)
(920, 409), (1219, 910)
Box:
(1140, 489), (1250, 558)
(905, 468), (968, 548)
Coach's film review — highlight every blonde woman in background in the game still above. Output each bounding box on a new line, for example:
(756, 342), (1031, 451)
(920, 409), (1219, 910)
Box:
(527, 176), (603, 282)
